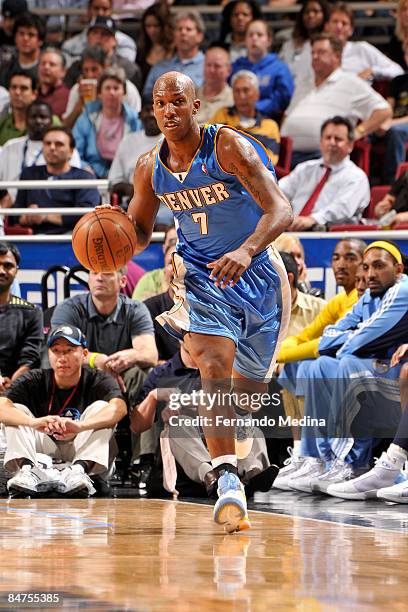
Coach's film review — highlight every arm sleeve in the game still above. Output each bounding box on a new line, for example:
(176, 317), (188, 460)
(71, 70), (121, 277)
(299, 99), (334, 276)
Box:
(63, 176), (100, 230)
(16, 308), (43, 370)
(6, 370), (41, 406)
(13, 168), (31, 209)
(51, 299), (83, 328)
(72, 113), (88, 163)
(92, 371), (124, 402)
(256, 64), (294, 116)
(363, 43), (404, 80)
(129, 301), (155, 337)
(336, 282), (408, 357)
(318, 300), (364, 356)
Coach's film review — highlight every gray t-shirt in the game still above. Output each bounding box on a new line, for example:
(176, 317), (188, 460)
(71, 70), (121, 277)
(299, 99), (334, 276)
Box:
(51, 293), (154, 354)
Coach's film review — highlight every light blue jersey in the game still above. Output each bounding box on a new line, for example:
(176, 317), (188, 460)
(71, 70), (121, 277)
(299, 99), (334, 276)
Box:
(153, 123), (290, 382)
(152, 123), (276, 266)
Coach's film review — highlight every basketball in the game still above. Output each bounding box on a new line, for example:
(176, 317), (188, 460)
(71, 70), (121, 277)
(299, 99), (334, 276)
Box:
(72, 207), (137, 272)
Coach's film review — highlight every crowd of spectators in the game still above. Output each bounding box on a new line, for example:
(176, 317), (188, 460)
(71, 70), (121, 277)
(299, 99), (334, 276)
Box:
(0, 0), (407, 505)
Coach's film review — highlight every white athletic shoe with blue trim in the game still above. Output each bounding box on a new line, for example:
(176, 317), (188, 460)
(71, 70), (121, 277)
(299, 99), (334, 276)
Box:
(213, 472), (251, 534)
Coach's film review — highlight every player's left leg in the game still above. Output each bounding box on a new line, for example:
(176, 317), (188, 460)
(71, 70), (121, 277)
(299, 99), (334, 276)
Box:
(183, 332), (250, 533)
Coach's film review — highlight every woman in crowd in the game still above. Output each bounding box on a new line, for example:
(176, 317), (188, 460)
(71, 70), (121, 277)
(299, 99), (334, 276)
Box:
(136, 4), (174, 88)
(279, 0), (330, 80)
(72, 68), (141, 178)
(218, 0), (262, 63)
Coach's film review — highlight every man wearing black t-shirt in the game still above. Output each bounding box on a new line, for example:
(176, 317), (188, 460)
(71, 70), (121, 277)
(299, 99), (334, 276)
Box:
(0, 324), (127, 497)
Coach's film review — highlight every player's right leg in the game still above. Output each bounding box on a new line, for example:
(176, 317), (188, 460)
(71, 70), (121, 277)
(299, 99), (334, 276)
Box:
(184, 333), (249, 533)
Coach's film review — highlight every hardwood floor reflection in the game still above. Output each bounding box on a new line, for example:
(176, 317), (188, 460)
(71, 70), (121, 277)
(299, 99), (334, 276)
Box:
(0, 498), (406, 611)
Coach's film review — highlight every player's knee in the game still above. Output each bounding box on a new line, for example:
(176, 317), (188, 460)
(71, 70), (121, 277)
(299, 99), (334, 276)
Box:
(198, 354), (231, 379)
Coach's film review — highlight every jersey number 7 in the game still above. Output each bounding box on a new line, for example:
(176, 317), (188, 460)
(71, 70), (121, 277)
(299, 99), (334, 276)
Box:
(191, 212), (209, 235)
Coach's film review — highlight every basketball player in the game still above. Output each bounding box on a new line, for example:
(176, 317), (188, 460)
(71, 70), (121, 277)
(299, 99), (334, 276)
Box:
(128, 71), (293, 533)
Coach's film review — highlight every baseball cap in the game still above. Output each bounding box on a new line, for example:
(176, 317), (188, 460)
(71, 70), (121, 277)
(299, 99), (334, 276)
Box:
(47, 325), (87, 348)
(88, 16), (116, 36)
(2, 0), (28, 18)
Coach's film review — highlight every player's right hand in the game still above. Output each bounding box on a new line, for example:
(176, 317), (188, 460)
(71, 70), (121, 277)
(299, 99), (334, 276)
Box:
(207, 247), (252, 289)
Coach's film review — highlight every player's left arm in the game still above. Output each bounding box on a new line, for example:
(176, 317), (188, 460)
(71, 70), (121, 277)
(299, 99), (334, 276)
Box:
(208, 128), (293, 288)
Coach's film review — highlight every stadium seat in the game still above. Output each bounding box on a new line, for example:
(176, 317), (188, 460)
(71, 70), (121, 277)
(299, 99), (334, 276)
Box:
(275, 136), (293, 178)
(351, 138), (371, 175)
(396, 162), (408, 179)
(329, 185), (389, 231)
(4, 217), (32, 235)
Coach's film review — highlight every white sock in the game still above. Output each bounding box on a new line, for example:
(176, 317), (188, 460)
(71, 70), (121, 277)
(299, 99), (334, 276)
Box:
(293, 440), (301, 457)
(387, 444), (407, 467)
(211, 455), (237, 470)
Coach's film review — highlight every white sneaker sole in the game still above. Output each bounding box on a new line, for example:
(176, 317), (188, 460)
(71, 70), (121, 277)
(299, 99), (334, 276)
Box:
(377, 492), (408, 503)
(327, 488), (378, 500)
(273, 479), (295, 491)
(289, 481), (314, 493)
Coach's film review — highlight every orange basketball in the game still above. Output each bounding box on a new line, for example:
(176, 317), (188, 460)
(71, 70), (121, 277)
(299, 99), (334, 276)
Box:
(72, 208), (137, 272)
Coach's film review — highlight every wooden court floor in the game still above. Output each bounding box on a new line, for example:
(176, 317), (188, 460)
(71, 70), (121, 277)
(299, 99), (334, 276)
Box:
(0, 497), (407, 611)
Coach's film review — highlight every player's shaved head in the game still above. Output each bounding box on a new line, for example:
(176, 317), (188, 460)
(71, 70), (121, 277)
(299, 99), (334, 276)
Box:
(153, 71), (196, 100)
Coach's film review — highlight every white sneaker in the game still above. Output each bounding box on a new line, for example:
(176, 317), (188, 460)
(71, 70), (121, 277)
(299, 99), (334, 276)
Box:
(377, 478), (408, 503)
(273, 449), (306, 491)
(310, 460), (355, 494)
(57, 464), (96, 496)
(7, 464), (59, 495)
(289, 457), (325, 493)
(327, 452), (402, 500)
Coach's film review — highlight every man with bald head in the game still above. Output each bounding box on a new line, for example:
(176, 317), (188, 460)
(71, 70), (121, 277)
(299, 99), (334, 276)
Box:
(128, 71), (292, 533)
(196, 46), (233, 125)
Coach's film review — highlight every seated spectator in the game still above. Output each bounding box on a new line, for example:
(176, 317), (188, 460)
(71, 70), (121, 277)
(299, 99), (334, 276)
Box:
(374, 171), (408, 227)
(281, 34), (392, 167)
(64, 16), (141, 90)
(51, 265), (158, 408)
(136, 4), (174, 89)
(0, 101), (81, 202)
(0, 13), (45, 88)
(232, 20), (294, 118)
(326, 4), (403, 83)
(277, 251), (327, 465)
(279, 251), (327, 338)
(131, 342), (274, 499)
(327, 343), (408, 502)
(143, 11), (205, 98)
(0, 0), (28, 64)
(196, 46), (233, 126)
(143, 240), (180, 362)
(211, 70), (280, 165)
(0, 324), (127, 497)
(376, 69), (408, 184)
(73, 68), (141, 178)
(274, 233), (318, 296)
(133, 226), (177, 301)
(63, 46), (141, 130)
(62, 0), (136, 67)
(288, 241), (408, 495)
(387, 0), (408, 71)
(279, 116), (370, 230)
(279, 0), (330, 83)
(13, 126), (100, 234)
(218, 1), (262, 64)
(36, 48), (70, 120)
(0, 241), (43, 394)
(273, 238), (365, 487)
(0, 71), (37, 146)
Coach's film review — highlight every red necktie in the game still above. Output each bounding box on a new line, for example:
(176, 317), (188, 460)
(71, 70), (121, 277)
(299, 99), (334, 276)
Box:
(299, 166), (332, 216)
